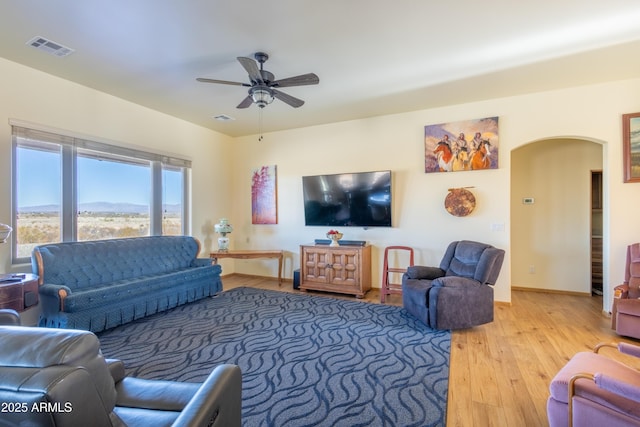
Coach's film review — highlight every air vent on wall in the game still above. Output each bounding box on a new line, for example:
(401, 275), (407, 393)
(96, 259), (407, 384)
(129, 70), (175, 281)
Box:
(26, 36), (74, 57)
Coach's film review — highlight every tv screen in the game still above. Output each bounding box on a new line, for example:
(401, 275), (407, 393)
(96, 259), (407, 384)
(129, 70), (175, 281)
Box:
(302, 170), (392, 227)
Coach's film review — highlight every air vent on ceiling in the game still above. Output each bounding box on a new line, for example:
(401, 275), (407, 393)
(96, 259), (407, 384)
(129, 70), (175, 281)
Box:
(26, 36), (75, 57)
(213, 114), (235, 122)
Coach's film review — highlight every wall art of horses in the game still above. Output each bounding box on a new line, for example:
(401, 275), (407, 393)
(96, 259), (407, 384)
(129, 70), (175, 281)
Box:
(424, 116), (499, 173)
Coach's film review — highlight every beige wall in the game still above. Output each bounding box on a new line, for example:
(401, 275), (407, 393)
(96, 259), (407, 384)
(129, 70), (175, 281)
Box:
(511, 139), (603, 293)
(1, 55), (639, 312)
(0, 58), (234, 274)
(230, 116), (511, 299)
(230, 79), (640, 310)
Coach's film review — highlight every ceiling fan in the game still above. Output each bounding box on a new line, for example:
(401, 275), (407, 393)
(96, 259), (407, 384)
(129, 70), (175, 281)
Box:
(197, 52), (319, 109)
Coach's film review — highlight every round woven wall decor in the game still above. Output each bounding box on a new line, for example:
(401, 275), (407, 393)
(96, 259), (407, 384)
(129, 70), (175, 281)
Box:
(444, 187), (476, 217)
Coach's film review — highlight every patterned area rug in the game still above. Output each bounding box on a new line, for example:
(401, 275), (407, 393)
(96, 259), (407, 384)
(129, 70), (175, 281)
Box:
(98, 287), (450, 427)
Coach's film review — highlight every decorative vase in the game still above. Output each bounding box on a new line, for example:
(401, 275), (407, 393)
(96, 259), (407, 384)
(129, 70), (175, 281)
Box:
(214, 218), (233, 251)
(327, 232), (343, 247)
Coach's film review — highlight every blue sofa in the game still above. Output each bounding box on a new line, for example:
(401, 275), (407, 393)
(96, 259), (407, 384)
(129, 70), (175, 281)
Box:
(32, 236), (222, 333)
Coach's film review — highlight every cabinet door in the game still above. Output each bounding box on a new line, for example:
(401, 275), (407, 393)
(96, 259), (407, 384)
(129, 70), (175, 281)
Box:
(327, 249), (360, 287)
(302, 247), (331, 284)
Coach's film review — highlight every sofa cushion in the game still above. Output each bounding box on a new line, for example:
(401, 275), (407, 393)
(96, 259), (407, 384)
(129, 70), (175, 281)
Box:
(442, 241), (491, 279)
(63, 266), (217, 313)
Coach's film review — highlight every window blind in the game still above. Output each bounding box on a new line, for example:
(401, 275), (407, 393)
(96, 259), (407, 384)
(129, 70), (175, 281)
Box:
(11, 125), (191, 168)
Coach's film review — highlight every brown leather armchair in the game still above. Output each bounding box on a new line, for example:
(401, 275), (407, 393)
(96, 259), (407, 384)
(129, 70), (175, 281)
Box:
(0, 325), (242, 426)
(611, 243), (640, 338)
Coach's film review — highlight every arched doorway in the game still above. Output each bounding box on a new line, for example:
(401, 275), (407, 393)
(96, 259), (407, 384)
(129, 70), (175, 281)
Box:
(510, 137), (604, 295)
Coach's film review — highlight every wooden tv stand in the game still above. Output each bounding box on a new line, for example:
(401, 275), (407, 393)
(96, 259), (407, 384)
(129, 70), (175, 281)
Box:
(299, 244), (371, 298)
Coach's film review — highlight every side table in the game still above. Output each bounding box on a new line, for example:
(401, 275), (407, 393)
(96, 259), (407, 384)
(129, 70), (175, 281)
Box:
(210, 250), (284, 285)
(0, 273), (39, 311)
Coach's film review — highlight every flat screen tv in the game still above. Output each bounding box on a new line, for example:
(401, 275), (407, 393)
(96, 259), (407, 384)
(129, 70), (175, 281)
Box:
(302, 170), (392, 227)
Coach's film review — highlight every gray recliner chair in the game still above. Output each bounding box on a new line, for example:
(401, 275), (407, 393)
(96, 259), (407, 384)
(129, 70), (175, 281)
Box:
(402, 240), (505, 330)
(0, 323), (242, 426)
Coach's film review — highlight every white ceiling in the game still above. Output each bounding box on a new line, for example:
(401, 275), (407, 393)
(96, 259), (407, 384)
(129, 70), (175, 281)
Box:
(1, 0), (640, 137)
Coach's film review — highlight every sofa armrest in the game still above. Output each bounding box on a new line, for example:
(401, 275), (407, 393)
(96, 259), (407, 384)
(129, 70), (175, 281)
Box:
(116, 377), (201, 411)
(618, 342), (640, 358)
(568, 371), (640, 424)
(614, 283), (630, 299)
(405, 266), (445, 280)
(192, 258), (213, 268)
(39, 283), (72, 311)
(39, 283), (72, 296)
(171, 364), (242, 427)
(593, 372), (640, 403)
(595, 341), (640, 359)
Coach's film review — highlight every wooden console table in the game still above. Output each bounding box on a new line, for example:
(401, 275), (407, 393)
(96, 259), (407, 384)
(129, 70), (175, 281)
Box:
(210, 250), (284, 285)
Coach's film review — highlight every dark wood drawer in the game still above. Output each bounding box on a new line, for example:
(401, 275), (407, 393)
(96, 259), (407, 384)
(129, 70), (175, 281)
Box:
(0, 298), (24, 311)
(0, 284), (23, 301)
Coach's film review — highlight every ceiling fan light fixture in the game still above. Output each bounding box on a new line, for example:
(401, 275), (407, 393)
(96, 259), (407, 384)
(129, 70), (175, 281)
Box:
(251, 87), (274, 108)
(197, 52), (318, 110)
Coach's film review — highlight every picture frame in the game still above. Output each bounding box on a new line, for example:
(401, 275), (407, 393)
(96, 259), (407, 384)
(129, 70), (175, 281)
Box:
(424, 116), (499, 173)
(251, 165), (278, 224)
(623, 112), (640, 183)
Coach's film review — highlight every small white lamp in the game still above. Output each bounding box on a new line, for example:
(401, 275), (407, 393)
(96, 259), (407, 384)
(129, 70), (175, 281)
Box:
(214, 218), (233, 251)
(0, 223), (12, 243)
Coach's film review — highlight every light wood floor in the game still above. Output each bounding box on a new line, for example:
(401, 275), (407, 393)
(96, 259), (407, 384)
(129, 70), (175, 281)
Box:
(222, 274), (639, 427)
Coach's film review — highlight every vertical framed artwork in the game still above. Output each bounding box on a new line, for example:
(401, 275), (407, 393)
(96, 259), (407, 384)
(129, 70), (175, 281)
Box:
(251, 165), (278, 224)
(623, 112), (640, 183)
(424, 116), (499, 173)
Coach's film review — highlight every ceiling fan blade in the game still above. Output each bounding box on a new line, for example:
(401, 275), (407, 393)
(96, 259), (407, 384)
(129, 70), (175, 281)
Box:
(272, 89), (305, 108)
(272, 73), (319, 88)
(237, 56), (263, 84)
(196, 77), (250, 87)
(236, 95), (254, 109)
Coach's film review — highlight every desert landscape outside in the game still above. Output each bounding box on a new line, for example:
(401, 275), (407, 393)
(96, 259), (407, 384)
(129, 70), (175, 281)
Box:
(16, 209), (181, 259)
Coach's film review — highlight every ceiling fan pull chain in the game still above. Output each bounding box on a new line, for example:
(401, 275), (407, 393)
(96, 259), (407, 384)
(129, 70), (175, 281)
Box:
(258, 108), (264, 142)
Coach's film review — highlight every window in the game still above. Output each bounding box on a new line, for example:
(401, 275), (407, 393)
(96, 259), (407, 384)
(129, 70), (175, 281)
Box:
(11, 124), (191, 264)
(77, 149), (151, 241)
(14, 141), (62, 259)
(162, 166), (185, 236)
